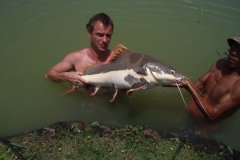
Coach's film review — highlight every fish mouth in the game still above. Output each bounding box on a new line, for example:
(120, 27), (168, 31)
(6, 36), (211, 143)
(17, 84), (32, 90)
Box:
(166, 77), (188, 87)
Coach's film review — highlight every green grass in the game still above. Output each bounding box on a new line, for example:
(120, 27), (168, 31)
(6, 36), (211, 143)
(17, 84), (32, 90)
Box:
(0, 121), (236, 160)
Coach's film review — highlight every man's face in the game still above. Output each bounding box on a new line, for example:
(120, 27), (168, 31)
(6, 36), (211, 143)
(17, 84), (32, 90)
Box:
(228, 43), (240, 68)
(89, 20), (113, 52)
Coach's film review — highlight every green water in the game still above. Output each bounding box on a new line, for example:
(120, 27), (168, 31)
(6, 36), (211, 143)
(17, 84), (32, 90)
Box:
(0, 0), (239, 149)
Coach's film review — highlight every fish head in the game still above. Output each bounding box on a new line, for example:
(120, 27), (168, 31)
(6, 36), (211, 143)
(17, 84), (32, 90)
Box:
(145, 62), (186, 86)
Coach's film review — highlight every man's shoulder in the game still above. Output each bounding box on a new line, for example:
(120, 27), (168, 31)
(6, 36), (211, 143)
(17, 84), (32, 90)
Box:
(70, 48), (90, 55)
(214, 58), (228, 70)
(61, 48), (90, 63)
(215, 58), (228, 65)
(66, 48), (90, 58)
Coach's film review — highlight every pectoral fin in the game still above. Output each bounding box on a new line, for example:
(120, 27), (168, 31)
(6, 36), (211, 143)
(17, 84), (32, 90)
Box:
(126, 78), (149, 95)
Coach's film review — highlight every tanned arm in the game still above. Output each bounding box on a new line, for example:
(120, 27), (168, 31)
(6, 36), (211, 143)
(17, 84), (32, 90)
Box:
(46, 52), (85, 86)
(184, 80), (240, 120)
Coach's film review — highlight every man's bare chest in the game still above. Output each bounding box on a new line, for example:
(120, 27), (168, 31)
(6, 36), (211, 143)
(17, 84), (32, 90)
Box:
(205, 71), (239, 99)
(74, 54), (100, 73)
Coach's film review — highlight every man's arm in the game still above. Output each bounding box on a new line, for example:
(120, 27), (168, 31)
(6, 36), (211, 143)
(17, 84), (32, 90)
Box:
(184, 80), (240, 120)
(46, 52), (85, 86)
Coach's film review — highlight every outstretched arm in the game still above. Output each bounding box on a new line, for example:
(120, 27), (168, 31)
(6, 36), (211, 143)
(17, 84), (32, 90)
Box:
(183, 80), (240, 120)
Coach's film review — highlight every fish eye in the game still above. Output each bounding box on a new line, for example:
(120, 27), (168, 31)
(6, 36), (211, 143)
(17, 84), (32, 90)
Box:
(170, 70), (175, 74)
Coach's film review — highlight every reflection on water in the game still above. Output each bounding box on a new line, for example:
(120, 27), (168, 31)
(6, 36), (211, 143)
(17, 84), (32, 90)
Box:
(0, 0), (239, 150)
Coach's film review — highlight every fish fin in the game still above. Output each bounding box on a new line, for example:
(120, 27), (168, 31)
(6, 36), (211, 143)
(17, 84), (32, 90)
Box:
(126, 79), (149, 95)
(104, 44), (131, 64)
(63, 86), (77, 95)
(89, 87), (100, 96)
(110, 88), (118, 102)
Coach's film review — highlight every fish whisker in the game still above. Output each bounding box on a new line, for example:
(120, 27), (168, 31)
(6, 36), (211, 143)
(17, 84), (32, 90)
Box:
(176, 83), (187, 108)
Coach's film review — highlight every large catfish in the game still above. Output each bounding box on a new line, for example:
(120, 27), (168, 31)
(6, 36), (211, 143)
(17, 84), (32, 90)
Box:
(77, 45), (186, 102)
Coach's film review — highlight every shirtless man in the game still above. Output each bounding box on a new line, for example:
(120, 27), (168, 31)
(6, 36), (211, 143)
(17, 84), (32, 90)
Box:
(46, 13), (116, 87)
(181, 36), (240, 121)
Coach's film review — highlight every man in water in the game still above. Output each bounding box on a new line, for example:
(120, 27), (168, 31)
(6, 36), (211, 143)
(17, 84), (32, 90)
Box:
(181, 36), (240, 121)
(46, 13), (117, 87)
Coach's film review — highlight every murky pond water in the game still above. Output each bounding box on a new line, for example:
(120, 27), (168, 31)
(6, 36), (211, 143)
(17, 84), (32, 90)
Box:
(0, 0), (239, 150)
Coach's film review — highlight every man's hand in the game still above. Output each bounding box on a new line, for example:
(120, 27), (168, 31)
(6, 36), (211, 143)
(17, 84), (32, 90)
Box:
(166, 78), (191, 88)
(178, 79), (191, 87)
(64, 72), (86, 87)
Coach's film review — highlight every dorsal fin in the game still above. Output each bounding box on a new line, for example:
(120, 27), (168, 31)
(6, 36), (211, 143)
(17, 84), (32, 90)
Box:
(104, 44), (131, 64)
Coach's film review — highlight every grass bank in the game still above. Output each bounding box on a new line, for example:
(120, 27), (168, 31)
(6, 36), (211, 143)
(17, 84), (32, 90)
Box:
(0, 121), (239, 160)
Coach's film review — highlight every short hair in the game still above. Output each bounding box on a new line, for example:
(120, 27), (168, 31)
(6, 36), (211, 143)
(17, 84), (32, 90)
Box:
(86, 12), (114, 33)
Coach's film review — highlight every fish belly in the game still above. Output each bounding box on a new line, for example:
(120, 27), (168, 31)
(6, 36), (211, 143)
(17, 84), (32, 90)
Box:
(82, 69), (141, 89)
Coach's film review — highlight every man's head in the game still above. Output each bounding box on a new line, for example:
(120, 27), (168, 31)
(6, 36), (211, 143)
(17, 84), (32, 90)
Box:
(86, 13), (114, 53)
(86, 13), (114, 33)
(227, 36), (240, 68)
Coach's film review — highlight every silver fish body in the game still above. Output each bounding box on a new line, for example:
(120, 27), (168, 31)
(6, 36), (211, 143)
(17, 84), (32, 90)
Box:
(82, 53), (185, 102)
